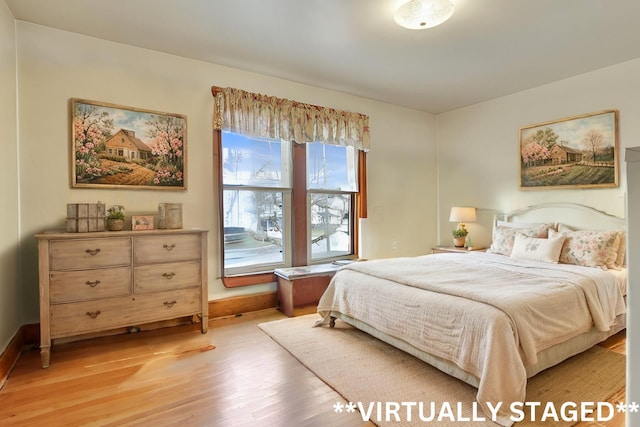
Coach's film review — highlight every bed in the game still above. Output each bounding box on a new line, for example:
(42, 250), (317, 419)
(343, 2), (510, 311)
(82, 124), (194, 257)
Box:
(314, 203), (627, 427)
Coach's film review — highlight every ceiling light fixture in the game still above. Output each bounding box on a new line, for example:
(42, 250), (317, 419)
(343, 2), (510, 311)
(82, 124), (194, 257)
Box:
(393, 0), (455, 30)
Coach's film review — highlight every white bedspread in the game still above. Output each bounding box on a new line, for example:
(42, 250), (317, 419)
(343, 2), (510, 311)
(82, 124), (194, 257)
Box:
(315, 252), (626, 426)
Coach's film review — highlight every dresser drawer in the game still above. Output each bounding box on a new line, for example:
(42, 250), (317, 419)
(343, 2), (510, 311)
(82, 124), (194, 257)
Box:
(131, 288), (202, 324)
(134, 260), (201, 293)
(50, 295), (133, 337)
(49, 267), (132, 303)
(50, 238), (132, 270)
(134, 234), (201, 264)
(50, 288), (201, 338)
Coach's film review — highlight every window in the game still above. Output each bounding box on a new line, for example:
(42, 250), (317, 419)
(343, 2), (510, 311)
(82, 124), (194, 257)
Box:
(212, 86), (369, 287)
(219, 132), (359, 279)
(307, 142), (357, 261)
(221, 132), (292, 276)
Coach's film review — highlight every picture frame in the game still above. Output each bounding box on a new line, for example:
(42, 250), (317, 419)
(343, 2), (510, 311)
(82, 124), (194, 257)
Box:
(519, 110), (619, 190)
(132, 215), (154, 231)
(71, 98), (187, 190)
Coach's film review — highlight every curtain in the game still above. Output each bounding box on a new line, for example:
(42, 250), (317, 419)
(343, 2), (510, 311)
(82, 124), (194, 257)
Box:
(212, 86), (370, 151)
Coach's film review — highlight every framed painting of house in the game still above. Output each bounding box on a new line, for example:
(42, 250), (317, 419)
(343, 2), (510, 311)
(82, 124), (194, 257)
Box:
(71, 98), (187, 190)
(519, 110), (619, 190)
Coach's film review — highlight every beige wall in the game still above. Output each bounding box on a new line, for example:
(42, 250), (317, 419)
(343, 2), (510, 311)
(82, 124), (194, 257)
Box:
(15, 22), (437, 324)
(436, 59), (640, 246)
(0, 2), (20, 353)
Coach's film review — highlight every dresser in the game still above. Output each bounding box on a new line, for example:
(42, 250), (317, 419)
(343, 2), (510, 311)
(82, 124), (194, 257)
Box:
(36, 229), (208, 368)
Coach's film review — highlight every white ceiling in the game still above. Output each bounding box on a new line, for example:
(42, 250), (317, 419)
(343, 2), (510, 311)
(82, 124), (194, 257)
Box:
(6, 0), (640, 113)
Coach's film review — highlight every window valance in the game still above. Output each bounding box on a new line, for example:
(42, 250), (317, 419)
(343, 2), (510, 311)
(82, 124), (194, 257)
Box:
(212, 86), (370, 151)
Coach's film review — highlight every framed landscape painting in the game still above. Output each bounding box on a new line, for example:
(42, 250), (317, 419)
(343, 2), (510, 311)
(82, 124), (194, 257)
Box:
(519, 110), (619, 190)
(71, 98), (187, 190)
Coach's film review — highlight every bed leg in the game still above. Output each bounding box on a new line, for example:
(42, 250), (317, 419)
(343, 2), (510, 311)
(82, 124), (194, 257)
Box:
(329, 316), (336, 328)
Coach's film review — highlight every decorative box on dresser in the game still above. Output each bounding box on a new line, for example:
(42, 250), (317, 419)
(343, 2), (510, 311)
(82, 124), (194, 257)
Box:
(36, 228), (208, 368)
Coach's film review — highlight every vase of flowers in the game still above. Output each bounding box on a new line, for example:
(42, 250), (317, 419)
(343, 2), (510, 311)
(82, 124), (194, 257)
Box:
(106, 205), (125, 231)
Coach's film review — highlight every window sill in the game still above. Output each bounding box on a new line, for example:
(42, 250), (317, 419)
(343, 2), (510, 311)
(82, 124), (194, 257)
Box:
(222, 272), (277, 288)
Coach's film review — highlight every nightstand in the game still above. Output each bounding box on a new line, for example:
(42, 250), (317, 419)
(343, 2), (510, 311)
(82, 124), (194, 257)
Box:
(432, 246), (487, 254)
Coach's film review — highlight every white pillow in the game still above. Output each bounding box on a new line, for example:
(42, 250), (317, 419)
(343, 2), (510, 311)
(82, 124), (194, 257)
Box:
(510, 233), (565, 263)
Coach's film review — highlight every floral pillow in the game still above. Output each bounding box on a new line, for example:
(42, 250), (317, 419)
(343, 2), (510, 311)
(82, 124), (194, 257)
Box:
(557, 224), (623, 270)
(487, 224), (551, 256)
(550, 228), (620, 270)
(510, 233), (565, 263)
(616, 232), (626, 267)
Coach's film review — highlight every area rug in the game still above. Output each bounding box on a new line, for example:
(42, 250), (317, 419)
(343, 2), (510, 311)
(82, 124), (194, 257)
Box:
(258, 314), (625, 427)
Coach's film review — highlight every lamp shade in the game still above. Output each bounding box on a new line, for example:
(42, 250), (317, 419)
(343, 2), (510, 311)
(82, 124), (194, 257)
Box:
(393, 0), (455, 30)
(449, 207), (477, 223)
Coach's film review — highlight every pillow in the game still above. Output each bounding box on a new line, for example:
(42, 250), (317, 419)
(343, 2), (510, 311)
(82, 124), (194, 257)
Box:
(557, 224), (623, 269)
(487, 224), (551, 256)
(510, 233), (565, 263)
(550, 228), (620, 270)
(616, 232), (626, 267)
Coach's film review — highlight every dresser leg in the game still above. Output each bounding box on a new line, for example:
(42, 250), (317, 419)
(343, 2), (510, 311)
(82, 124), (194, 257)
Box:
(40, 346), (51, 368)
(201, 316), (208, 334)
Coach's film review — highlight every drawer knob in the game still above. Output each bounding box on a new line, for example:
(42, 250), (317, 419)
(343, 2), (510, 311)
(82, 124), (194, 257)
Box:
(85, 248), (101, 256)
(163, 243), (176, 251)
(162, 272), (176, 279)
(164, 300), (177, 308)
(85, 280), (101, 287)
(86, 310), (101, 319)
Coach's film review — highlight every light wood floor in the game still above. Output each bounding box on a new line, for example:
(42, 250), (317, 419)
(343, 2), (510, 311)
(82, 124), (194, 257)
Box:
(0, 309), (626, 427)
